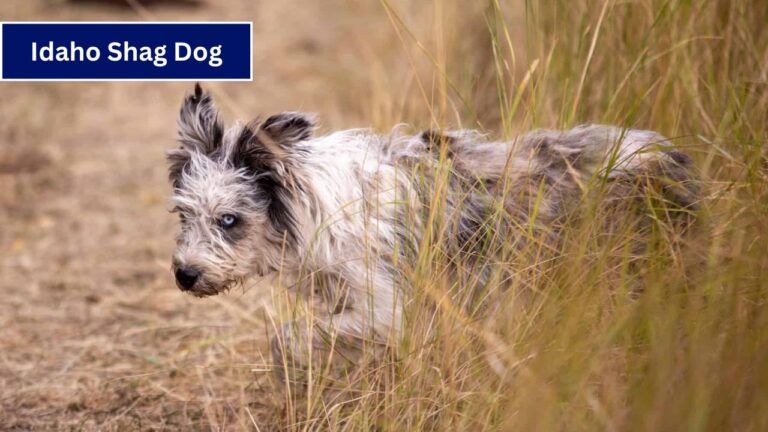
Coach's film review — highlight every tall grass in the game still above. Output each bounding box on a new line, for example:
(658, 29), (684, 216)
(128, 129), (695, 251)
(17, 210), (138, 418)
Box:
(270, 0), (768, 430)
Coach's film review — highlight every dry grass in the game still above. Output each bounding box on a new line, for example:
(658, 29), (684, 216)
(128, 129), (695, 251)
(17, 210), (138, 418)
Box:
(1, 0), (766, 430)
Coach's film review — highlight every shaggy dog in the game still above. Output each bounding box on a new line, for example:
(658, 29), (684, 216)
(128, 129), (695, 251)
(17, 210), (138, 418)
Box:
(167, 84), (697, 378)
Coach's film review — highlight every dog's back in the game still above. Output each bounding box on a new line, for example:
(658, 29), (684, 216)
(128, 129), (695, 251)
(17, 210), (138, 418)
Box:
(420, 124), (697, 222)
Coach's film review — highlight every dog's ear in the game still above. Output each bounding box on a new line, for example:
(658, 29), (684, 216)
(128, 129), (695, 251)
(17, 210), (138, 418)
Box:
(229, 112), (315, 174)
(229, 115), (313, 247)
(169, 84), (224, 188)
(177, 83), (224, 154)
(260, 112), (316, 146)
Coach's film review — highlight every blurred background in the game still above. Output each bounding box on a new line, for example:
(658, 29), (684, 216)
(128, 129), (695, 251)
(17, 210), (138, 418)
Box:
(1, 0), (766, 430)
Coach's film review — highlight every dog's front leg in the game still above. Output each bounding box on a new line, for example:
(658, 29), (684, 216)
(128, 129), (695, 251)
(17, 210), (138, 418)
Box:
(270, 269), (399, 383)
(270, 311), (386, 385)
(269, 270), (354, 385)
(270, 318), (330, 385)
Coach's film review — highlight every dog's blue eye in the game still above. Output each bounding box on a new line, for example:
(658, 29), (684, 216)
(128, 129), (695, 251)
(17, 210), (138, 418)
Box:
(220, 214), (238, 229)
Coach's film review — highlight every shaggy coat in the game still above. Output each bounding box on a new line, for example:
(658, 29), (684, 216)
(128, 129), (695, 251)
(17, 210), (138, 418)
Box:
(167, 85), (697, 373)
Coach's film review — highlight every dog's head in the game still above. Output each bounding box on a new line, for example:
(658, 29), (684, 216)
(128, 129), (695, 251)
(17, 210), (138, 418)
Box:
(167, 84), (314, 296)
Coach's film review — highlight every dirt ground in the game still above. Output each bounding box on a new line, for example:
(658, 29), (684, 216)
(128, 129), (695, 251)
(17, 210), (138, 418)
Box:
(0, 0), (432, 429)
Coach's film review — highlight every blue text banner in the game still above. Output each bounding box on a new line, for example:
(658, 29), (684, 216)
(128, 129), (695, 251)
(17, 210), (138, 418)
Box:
(1, 22), (252, 81)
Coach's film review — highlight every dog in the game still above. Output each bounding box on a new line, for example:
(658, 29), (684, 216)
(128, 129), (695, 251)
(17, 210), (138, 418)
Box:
(167, 84), (697, 379)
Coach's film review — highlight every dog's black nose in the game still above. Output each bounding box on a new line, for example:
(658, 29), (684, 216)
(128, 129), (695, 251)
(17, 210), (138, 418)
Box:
(175, 267), (200, 290)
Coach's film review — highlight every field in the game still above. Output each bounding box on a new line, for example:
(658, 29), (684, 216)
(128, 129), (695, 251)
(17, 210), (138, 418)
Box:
(1, 0), (767, 430)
